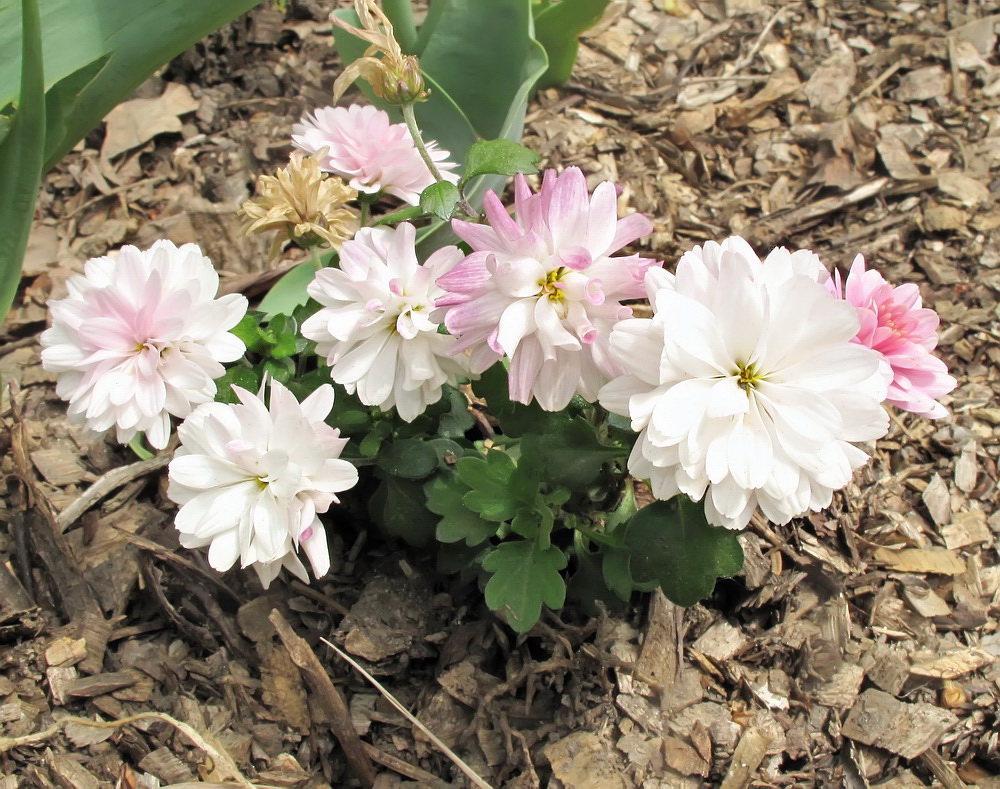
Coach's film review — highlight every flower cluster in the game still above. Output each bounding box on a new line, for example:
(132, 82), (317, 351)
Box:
(292, 104), (458, 206)
(302, 222), (470, 421)
(599, 237), (893, 530)
(437, 167), (661, 411)
(167, 380), (358, 588)
(42, 156), (955, 594)
(41, 241), (248, 449)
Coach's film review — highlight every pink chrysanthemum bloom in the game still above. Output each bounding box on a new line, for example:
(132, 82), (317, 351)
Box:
(292, 104), (458, 205)
(599, 237), (890, 530)
(830, 255), (956, 419)
(41, 241), (248, 450)
(168, 380), (359, 589)
(301, 223), (470, 421)
(437, 167), (660, 411)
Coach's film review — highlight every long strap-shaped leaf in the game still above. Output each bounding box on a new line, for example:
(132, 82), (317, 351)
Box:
(0, 0), (45, 321)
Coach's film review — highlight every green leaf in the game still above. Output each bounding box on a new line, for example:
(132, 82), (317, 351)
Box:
(437, 540), (489, 579)
(258, 258), (321, 320)
(418, 0), (539, 141)
(127, 432), (154, 461)
(214, 366), (262, 404)
(435, 387), (474, 438)
(325, 383), (373, 436)
(419, 180), (461, 221)
(569, 537), (629, 615)
(426, 473), (497, 546)
(624, 497), (744, 607)
(370, 475), (438, 547)
(540, 419), (626, 490)
(261, 357), (294, 384)
(474, 362), (568, 438)
(457, 451), (520, 522)
(359, 420), (393, 458)
(461, 139), (540, 184)
(382, 0), (418, 53)
(264, 314), (309, 359)
(427, 437), (471, 466)
(483, 540), (567, 633)
(601, 546), (635, 601)
(532, 0), (610, 89)
(0, 0), (262, 170)
(376, 438), (440, 480)
(230, 312), (267, 353)
(0, 0), (44, 322)
(42, 54), (108, 170)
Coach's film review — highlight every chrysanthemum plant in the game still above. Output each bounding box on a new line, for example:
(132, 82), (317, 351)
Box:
(41, 0), (956, 634)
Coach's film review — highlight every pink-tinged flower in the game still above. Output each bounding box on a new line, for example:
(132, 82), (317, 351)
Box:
(301, 223), (470, 421)
(599, 237), (890, 530)
(41, 241), (248, 450)
(437, 167), (660, 411)
(168, 380), (359, 589)
(292, 104), (458, 205)
(830, 255), (956, 418)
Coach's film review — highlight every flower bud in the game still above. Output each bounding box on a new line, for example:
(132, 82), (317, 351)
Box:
(372, 54), (429, 104)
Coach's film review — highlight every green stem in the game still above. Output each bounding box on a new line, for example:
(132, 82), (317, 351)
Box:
(401, 101), (444, 184)
(401, 101), (476, 217)
(570, 519), (622, 549)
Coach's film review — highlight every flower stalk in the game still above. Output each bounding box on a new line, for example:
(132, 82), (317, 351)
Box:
(401, 101), (444, 184)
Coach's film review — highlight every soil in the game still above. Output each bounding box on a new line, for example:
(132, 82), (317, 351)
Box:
(2, 1), (1000, 787)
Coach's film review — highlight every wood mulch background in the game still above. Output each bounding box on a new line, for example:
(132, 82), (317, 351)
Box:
(2, 0), (999, 786)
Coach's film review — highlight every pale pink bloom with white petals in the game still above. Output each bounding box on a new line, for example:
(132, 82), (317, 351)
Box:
(830, 255), (955, 419)
(168, 380), (358, 589)
(438, 167), (660, 411)
(292, 104), (458, 205)
(301, 223), (470, 421)
(599, 237), (890, 530)
(41, 241), (247, 449)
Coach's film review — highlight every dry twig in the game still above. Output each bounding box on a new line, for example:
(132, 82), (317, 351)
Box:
(270, 611), (377, 788)
(322, 636), (496, 789)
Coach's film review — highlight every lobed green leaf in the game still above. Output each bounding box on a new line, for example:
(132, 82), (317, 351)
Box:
(457, 451), (520, 522)
(483, 540), (567, 633)
(426, 473), (498, 547)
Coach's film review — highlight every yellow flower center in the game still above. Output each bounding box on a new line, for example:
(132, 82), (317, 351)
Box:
(736, 362), (764, 392)
(540, 267), (568, 302)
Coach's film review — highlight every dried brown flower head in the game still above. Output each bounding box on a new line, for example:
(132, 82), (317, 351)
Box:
(240, 152), (359, 256)
(331, 0), (429, 105)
